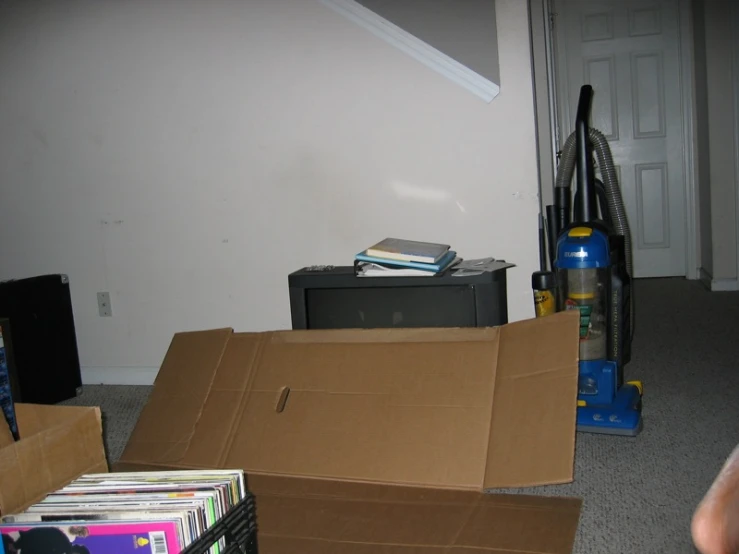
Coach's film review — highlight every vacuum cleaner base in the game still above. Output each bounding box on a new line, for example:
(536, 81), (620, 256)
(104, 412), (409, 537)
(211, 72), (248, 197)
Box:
(576, 381), (643, 436)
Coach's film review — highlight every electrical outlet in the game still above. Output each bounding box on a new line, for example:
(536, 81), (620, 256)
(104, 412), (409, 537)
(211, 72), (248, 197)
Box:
(97, 291), (112, 317)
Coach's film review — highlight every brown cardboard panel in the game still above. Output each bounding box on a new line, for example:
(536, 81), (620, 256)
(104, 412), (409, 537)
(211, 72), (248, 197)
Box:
(120, 328), (231, 465)
(455, 494), (582, 554)
(223, 337), (500, 489)
(183, 333), (265, 467)
(269, 326), (500, 345)
(14, 403), (90, 437)
(257, 494), (473, 545)
(0, 404), (108, 515)
(253, 483), (580, 554)
(113, 461), (180, 473)
(183, 390), (247, 466)
(210, 333), (264, 391)
(120, 314), (582, 490)
(151, 328), (233, 391)
(246, 472), (480, 504)
(484, 311), (581, 488)
(112, 467), (480, 505)
(257, 536), (443, 554)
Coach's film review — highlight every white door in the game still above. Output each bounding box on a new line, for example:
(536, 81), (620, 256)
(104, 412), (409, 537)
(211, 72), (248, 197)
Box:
(553, 0), (687, 278)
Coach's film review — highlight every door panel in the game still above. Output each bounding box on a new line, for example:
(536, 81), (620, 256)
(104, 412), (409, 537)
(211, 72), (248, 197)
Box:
(554, 0), (686, 277)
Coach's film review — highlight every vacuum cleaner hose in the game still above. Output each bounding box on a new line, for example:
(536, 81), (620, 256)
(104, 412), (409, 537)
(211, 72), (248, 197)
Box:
(555, 128), (633, 279)
(590, 129), (633, 278)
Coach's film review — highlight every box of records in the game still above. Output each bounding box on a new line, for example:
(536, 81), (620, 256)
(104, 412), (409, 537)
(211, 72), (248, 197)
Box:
(0, 469), (257, 554)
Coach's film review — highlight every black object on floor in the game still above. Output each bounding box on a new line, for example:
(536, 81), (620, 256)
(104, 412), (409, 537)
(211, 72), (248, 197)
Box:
(0, 274), (82, 404)
(182, 492), (258, 554)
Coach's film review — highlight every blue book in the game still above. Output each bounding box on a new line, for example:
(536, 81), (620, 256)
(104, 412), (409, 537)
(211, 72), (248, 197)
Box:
(364, 238), (450, 264)
(355, 249), (459, 272)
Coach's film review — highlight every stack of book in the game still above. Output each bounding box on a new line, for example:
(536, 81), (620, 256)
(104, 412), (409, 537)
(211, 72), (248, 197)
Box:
(0, 469), (256, 554)
(355, 237), (461, 277)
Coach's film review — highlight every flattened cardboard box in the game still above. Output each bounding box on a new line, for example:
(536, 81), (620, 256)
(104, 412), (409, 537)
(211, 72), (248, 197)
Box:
(0, 403), (109, 515)
(117, 310), (583, 553)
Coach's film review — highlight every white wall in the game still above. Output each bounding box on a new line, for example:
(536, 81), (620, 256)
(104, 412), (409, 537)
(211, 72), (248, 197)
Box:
(706, 1), (737, 281)
(0, 0), (540, 384)
(692, 0), (713, 279)
(695, 0), (738, 286)
(529, 0), (557, 219)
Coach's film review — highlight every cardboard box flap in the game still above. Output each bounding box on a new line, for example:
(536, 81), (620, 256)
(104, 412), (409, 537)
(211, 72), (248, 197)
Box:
(120, 313), (581, 491)
(191, 326), (503, 489)
(120, 328), (232, 465)
(256, 490), (581, 554)
(484, 311), (581, 488)
(14, 403), (93, 438)
(177, 332), (268, 467)
(0, 404), (109, 515)
(232, 473), (581, 554)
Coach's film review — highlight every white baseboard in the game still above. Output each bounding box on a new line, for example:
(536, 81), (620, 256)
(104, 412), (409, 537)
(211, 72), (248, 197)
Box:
(710, 278), (739, 291)
(700, 268), (739, 291)
(81, 366), (159, 386)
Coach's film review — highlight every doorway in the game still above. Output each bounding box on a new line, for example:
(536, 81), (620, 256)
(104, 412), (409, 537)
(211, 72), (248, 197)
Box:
(535, 0), (698, 279)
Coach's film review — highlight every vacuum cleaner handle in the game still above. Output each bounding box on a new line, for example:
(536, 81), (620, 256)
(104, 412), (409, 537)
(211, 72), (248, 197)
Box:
(574, 178), (611, 227)
(546, 204), (558, 270)
(555, 187), (570, 235)
(575, 85), (597, 224)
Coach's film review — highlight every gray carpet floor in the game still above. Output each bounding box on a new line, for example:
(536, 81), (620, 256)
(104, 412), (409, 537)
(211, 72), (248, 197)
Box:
(60, 277), (739, 554)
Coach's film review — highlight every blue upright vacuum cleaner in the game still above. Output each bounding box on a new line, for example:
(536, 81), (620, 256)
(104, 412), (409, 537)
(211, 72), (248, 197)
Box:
(534, 84), (643, 437)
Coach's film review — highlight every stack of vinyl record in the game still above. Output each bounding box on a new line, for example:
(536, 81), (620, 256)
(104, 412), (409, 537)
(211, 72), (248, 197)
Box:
(0, 469), (257, 554)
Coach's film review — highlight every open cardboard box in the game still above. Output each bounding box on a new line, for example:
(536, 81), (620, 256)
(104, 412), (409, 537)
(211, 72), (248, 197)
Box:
(0, 403), (108, 516)
(114, 310), (584, 553)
